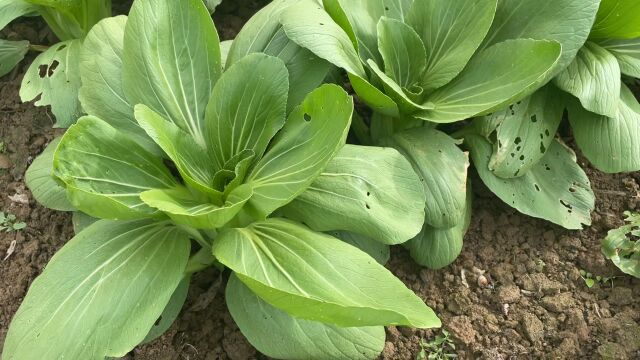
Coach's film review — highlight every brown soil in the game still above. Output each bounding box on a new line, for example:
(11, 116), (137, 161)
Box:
(1, 4), (639, 360)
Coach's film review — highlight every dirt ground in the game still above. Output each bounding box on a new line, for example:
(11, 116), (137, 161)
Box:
(1, 4), (639, 360)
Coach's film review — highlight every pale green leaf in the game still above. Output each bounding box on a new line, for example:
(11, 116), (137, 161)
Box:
(25, 137), (74, 211)
(204, 53), (288, 169)
(328, 231), (390, 265)
(0, 40), (29, 78)
(143, 275), (190, 344)
(466, 134), (595, 229)
(54, 116), (178, 220)
(213, 218), (441, 328)
(0, 0), (36, 29)
(479, 84), (565, 178)
(405, 184), (472, 269)
(328, 0), (413, 66)
(79, 16), (157, 149)
(554, 42), (620, 118)
(600, 37), (640, 78)
(568, 84), (640, 173)
(381, 127), (469, 229)
(20, 40), (83, 128)
(227, 0), (331, 112)
(349, 72), (400, 117)
(417, 39), (561, 122)
(135, 105), (220, 197)
(122, 0), (222, 146)
(226, 274), (386, 360)
(140, 185), (253, 229)
(280, 0), (365, 77)
(482, 0), (600, 78)
(2, 219), (190, 360)
(602, 212), (640, 278)
(280, 144), (426, 245)
(407, 0), (497, 92)
(246, 84), (352, 218)
(590, 0), (640, 40)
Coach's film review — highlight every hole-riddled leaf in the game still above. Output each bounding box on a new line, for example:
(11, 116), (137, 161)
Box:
(280, 144), (426, 245)
(20, 40), (83, 128)
(466, 134), (595, 229)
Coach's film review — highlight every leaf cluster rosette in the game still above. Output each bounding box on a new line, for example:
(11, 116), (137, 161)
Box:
(5, 0), (441, 359)
(277, 0), (603, 270)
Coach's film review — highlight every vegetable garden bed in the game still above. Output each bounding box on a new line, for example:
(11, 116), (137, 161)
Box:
(1, 1), (639, 359)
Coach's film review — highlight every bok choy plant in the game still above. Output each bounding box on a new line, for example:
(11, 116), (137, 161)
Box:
(0, 0), (111, 127)
(5, 0), (440, 359)
(277, 0), (598, 270)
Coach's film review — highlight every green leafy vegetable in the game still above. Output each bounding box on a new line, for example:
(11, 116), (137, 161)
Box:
(602, 212), (640, 278)
(0, 40), (29, 77)
(5, 1), (438, 359)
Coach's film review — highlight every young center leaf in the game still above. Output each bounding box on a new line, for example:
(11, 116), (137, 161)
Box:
(54, 116), (178, 220)
(2, 220), (190, 360)
(20, 40), (83, 128)
(568, 84), (640, 173)
(213, 218), (441, 328)
(226, 274), (386, 360)
(226, 0), (331, 113)
(381, 127), (469, 229)
(25, 137), (74, 211)
(140, 185), (253, 229)
(122, 0), (222, 146)
(280, 144), (426, 245)
(0, 40), (29, 77)
(466, 134), (595, 229)
(554, 42), (621, 118)
(203, 53), (289, 169)
(279, 0), (365, 77)
(416, 39), (562, 122)
(245, 84), (353, 218)
(406, 0), (497, 92)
